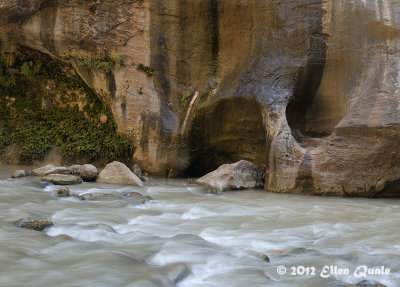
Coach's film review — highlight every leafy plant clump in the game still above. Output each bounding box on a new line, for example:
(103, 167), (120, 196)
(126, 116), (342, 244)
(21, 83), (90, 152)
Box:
(77, 53), (127, 73)
(0, 47), (134, 162)
(181, 91), (192, 108)
(137, 63), (154, 77)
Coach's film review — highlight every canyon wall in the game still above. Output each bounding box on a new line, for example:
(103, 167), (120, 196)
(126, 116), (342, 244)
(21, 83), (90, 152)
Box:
(0, 0), (399, 196)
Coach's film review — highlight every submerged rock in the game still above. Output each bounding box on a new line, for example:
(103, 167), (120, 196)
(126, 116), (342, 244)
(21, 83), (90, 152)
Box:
(14, 217), (53, 231)
(75, 191), (151, 203)
(196, 160), (264, 193)
(42, 174), (82, 185)
(79, 164), (98, 181)
(357, 280), (388, 287)
(11, 170), (29, 178)
(97, 161), (143, 186)
(32, 164), (56, 176)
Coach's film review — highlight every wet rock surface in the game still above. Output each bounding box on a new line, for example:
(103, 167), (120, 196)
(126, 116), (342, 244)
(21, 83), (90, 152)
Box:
(53, 187), (70, 197)
(75, 191), (151, 204)
(14, 217), (53, 231)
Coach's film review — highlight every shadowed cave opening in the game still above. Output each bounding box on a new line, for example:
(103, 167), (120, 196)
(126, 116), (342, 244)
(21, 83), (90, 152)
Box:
(188, 97), (266, 177)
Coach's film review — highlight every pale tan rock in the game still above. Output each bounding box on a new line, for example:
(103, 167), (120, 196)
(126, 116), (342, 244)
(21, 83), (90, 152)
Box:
(196, 160), (264, 193)
(32, 164), (56, 176)
(43, 167), (70, 176)
(97, 161), (143, 186)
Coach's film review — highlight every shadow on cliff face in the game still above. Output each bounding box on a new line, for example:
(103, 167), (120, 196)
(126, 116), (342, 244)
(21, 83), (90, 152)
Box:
(188, 97), (266, 177)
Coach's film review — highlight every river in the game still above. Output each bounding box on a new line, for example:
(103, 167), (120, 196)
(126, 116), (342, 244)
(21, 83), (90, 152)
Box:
(0, 166), (399, 287)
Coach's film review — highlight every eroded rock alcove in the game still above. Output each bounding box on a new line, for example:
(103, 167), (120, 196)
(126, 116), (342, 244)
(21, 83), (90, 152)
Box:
(188, 97), (266, 177)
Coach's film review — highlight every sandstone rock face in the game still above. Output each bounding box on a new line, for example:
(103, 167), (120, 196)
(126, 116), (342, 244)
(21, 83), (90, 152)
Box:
(196, 160), (264, 193)
(79, 164), (98, 181)
(41, 174), (83, 185)
(1, 0), (400, 196)
(97, 161), (143, 186)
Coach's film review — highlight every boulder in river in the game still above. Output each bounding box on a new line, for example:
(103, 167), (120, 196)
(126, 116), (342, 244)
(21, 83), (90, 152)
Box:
(14, 217), (53, 231)
(196, 160), (264, 193)
(32, 164), (56, 176)
(11, 170), (30, 178)
(79, 164), (98, 181)
(42, 174), (83, 185)
(97, 161), (143, 186)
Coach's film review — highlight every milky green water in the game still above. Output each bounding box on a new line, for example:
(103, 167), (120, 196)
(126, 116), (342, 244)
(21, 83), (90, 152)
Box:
(0, 166), (399, 287)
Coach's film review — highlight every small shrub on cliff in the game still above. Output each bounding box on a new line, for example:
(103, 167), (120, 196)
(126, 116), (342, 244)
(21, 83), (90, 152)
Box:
(77, 54), (127, 73)
(181, 91), (192, 108)
(137, 63), (154, 77)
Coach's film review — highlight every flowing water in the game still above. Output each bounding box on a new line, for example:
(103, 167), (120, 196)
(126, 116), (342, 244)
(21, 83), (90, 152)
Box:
(0, 166), (399, 287)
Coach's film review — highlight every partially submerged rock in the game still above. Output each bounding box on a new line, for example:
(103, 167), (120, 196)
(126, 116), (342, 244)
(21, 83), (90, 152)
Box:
(196, 160), (264, 193)
(32, 164), (56, 176)
(42, 174), (82, 185)
(79, 164), (98, 181)
(14, 217), (53, 231)
(11, 170), (29, 178)
(53, 187), (70, 197)
(97, 161), (143, 186)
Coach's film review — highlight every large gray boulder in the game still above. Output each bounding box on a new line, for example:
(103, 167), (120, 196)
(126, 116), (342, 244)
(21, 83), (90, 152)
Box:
(196, 160), (264, 193)
(41, 174), (83, 185)
(79, 164), (98, 181)
(97, 161), (143, 186)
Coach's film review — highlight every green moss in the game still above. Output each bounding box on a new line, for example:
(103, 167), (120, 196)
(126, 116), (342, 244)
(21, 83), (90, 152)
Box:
(77, 54), (126, 73)
(181, 91), (192, 108)
(0, 47), (134, 162)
